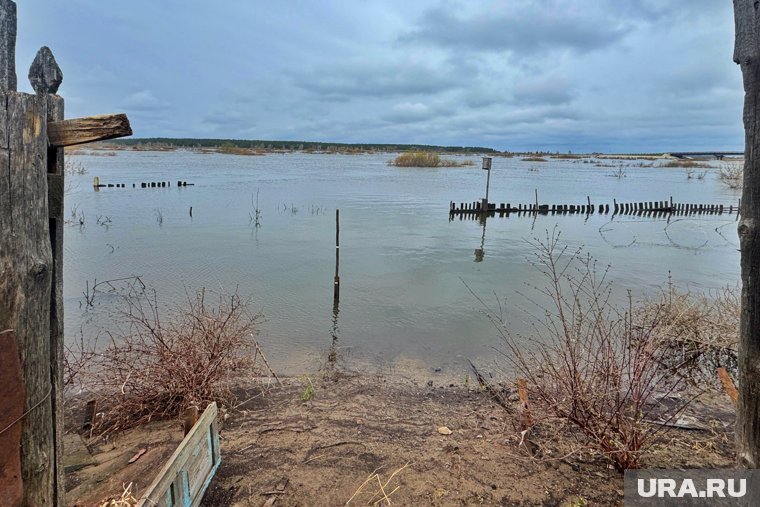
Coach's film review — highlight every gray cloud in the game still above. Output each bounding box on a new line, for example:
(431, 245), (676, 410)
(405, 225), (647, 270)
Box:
(11, 0), (743, 152)
(381, 101), (455, 124)
(400, 2), (630, 55)
(513, 75), (574, 105)
(291, 58), (464, 100)
(201, 110), (256, 131)
(120, 90), (170, 112)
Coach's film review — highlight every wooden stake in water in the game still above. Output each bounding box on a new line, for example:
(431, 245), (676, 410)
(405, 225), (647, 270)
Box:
(334, 209), (340, 303)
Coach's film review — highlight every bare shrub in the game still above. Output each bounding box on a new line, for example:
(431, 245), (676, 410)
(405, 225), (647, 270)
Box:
(718, 161), (743, 189)
(82, 288), (267, 435)
(640, 282), (739, 383)
(64, 328), (99, 391)
(490, 230), (689, 471)
(686, 169), (708, 180)
(65, 159), (88, 175)
(608, 167), (626, 178)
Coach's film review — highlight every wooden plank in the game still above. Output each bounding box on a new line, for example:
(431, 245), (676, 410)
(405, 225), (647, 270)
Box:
(0, 329), (24, 507)
(0, 92), (7, 148)
(0, 147), (8, 230)
(47, 113), (131, 147)
(138, 403), (220, 507)
(45, 94), (65, 507)
(0, 91), (55, 507)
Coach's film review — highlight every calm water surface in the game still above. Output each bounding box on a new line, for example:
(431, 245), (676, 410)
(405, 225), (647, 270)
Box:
(63, 151), (741, 377)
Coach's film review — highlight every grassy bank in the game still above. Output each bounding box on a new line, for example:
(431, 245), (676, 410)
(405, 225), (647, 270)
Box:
(389, 151), (475, 167)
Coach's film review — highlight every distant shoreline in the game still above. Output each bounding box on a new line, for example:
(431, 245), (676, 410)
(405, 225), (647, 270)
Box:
(71, 141), (744, 161)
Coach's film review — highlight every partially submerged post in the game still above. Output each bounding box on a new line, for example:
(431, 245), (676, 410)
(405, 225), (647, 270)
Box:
(0, 2), (132, 504)
(334, 209), (340, 303)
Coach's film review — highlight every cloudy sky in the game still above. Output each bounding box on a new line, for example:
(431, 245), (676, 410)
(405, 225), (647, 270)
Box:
(14, 0), (742, 152)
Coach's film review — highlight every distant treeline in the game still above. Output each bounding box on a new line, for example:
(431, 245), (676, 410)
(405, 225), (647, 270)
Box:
(109, 138), (499, 153)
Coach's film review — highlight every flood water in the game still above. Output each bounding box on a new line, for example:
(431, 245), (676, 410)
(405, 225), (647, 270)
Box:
(64, 151), (741, 377)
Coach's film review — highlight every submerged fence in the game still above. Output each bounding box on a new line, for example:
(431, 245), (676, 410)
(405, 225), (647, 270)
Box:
(449, 197), (740, 219)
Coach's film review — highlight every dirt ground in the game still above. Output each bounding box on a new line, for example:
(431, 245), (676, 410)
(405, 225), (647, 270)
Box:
(61, 370), (735, 506)
(196, 373), (735, 507)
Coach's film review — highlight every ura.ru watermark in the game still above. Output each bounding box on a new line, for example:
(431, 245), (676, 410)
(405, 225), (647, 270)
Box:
(624, 470), (760, 506)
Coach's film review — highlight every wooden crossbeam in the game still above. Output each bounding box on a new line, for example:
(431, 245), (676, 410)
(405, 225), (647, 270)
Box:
(47, 113), (132, 147)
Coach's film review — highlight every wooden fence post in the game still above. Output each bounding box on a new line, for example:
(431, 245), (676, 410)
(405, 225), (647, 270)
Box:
(33, 45), (66, 506)
(0, 3), (132, 504)
(0, 20), (57, 507)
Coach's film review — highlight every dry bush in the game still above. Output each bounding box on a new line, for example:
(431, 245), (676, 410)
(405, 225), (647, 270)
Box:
(551, 154), (583, 159)
(718, 161), (743, 189)
(686, 170), (708, 180)
(663, 160), (710, 168)
(217, 141), (264, 156)
(389, 151), (473, 167)
(65, 159), (87, 175)
(489, 230), (689, 471)
(80, 288), (266, 435)
(640, 283), (739, 383)
(390, 151), (442, 167)
(521, 156), (548, 162)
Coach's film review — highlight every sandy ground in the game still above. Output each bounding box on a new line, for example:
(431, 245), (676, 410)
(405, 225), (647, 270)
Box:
(62, 370), (736, 506)
(196, 373), (734, 507)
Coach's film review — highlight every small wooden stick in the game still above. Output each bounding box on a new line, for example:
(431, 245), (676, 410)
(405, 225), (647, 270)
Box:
(254, 341), (283, 386)
(517, 378), (533, 429)
(717, 367), (738, 405)
(183, 406), (199, 436)
(82, 399), (97, 434)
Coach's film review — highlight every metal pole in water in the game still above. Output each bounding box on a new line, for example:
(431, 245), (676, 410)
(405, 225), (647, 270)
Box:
(334, 209), (340, 303)
(482, 157), (492, 211)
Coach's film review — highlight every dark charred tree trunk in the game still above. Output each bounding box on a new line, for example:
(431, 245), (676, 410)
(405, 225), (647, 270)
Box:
(734, 0), (760, 468)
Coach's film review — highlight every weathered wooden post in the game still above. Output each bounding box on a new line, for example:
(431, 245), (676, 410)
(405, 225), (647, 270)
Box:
(0, 2), (132, 504)
(334, 209), (340, 303)
(1, 5), (57, 504)
(734, 0), (760, 468)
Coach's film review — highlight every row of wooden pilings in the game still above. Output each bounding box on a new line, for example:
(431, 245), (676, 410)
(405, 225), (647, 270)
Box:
(139, 181), (193, 188)
(92, 177), (193, 188)
(449, 197), (741, 218)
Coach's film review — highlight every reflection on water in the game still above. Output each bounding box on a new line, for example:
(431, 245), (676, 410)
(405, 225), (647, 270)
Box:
(63, 151), (742, 376)
(474, 215), (487, 263)
(328, 299), (340, 369)
(328, 208), (341, 370)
